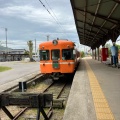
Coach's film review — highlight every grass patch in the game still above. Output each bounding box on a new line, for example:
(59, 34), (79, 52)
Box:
(0, 66), (12, 72)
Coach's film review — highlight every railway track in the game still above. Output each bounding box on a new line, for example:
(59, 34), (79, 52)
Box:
(43, 80), (68, 100)
(3, 73), (46, 93)
(18, 80), (70, 119)
(0, 76), (72, 120)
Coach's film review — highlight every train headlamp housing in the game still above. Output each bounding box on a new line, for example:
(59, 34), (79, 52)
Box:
(52, 40), (58, 45)
(67, 45), (70, 48)
(42, 46), (44, 49)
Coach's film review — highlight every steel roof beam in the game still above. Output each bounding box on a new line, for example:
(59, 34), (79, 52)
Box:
(112, 0), (120, 4)
(83, 0), (87, 44)
(85, 32), (103, 38)
(78, 30), (93, 37)
(86, 29), (103, 36)
(76, 19), (108, 30)
(76, 19), (108, 33)
(79, 31), (102, 39)
(81, 36), (97, 40)
(92, 2), (119, 42)
(88, 0), (102, 42)
(75, 7), (119, 25)
(90, 13), (119, 25)
(78, 26), (104, 36)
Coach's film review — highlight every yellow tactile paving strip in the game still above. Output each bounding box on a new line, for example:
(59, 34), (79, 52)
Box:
(85, 60), (115, 120)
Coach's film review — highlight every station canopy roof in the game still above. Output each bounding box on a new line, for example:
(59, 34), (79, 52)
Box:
(70, 0), (120, 49)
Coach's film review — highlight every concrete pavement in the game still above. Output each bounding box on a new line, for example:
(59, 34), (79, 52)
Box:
(0, 61), (40, 92)
(63, 57), (120, 120)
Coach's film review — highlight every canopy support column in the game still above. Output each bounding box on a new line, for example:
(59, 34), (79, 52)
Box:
(95, 48), (97, 60)
(97, 47), (100, 61)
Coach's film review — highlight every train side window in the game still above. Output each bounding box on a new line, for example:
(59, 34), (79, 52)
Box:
(73, 50), (76, 54)
(62, 49), (74, 60)
(40, 50), (49, 60)
(51, 50), (60, 60)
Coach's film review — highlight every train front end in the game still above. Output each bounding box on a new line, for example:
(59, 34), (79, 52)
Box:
(39, 39), (78, 80)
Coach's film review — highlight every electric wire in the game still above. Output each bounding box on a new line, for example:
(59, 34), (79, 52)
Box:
(38, 0), (70, 39)
(44, 0), (69, 38)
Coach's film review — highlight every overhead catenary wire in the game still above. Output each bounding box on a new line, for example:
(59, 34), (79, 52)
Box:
(38, 0), (69, 38)
(38, 0), (70, 40)
(44, 0), (60, 24)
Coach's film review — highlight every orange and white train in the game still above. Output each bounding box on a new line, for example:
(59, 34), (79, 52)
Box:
(39, 39), (80, 80)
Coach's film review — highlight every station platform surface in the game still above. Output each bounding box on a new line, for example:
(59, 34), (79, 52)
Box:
(63, 57), (120, 120)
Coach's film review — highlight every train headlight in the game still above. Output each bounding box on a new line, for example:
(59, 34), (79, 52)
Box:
(67, 45), (70, 48)
(42, 46), (44, 49)
(52, 40), (58, 45)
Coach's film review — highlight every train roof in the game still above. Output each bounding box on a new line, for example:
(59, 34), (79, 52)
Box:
(39, 39), (75, 46)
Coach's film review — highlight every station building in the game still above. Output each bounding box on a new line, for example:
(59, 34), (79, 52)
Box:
(0, 46), (29, 61)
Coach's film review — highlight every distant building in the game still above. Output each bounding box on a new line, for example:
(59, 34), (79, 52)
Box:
(0, 46), (29, 61)
(0, 45), (12, 54)
(8, 49), (26, 54)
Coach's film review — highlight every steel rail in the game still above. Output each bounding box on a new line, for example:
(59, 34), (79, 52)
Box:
(42, 82), (55, 93)
(5, 79), (67, 120)
(12, 79), (54, 120)
(56, 82), (67, 99)
(13, 107), (28, 120)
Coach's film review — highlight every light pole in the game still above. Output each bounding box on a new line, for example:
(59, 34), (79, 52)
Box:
(5, 28), (7, 49)
(47, 35), (49, 41)
(35, 39), (36, 61)
(0, 27), (8, 53)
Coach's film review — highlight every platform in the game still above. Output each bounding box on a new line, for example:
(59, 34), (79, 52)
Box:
(63, 57), (120, 120)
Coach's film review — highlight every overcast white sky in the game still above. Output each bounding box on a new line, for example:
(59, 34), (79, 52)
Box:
(0, 0), (81, 51)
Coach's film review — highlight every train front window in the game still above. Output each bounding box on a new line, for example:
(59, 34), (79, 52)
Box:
(62, 49), (74, 60)
(52, 50), (60, 60)
(40, 50), (49, 60)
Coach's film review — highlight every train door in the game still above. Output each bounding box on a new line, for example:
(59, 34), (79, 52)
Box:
(51, 49), (60, 69)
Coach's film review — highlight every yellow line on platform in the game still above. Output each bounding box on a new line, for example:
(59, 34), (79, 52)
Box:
(85, 60), (115, 120)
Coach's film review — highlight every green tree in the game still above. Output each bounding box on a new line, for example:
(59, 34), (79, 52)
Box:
(80, 51), (85, 58)
(116, 44), (120, 50)
(24, 50), (29, 54)
(27, 40), (33, 61)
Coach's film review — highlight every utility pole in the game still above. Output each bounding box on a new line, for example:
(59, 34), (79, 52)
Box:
(35, 39), (36, 61)
(0, 27), (8, 53)
(47, 35), (49, 41)
(5, 28), (8, 53)
(35, 39), (36, 55)
(5, 28), (7, 48)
